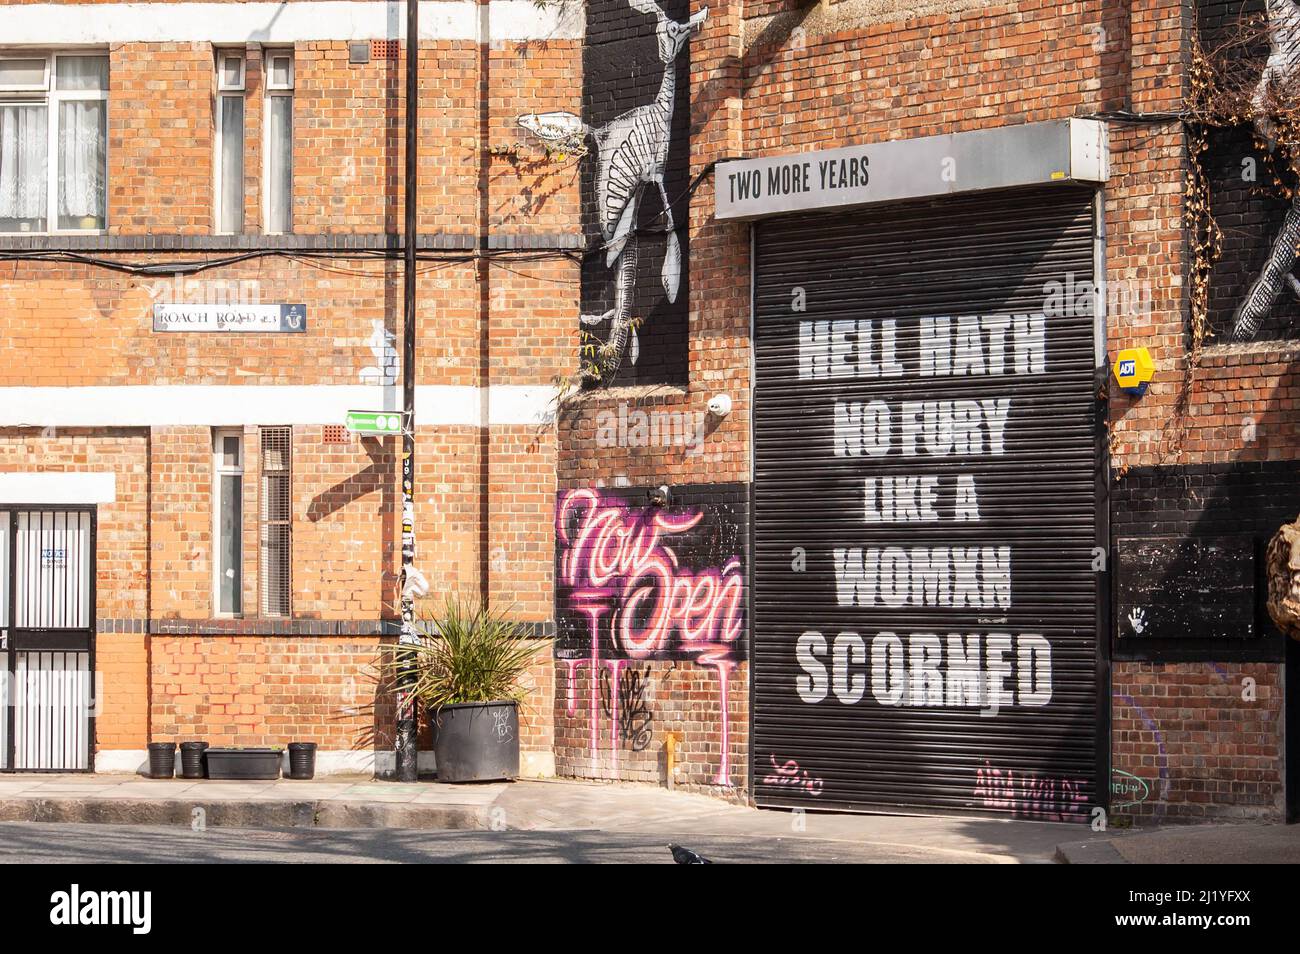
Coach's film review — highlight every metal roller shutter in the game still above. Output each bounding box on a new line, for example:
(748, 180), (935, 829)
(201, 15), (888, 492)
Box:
(752, 185), (1102, 820)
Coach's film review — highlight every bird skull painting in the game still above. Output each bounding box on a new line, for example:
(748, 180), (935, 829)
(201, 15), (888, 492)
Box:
(517, 0), (707, 384)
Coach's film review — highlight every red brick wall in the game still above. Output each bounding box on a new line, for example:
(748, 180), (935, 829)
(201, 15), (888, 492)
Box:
(1112, 664), (1285, 822)
(150, 635), (393, 749)
(1103, 2), (1290, 823)
(110, 43), (214, 234)
(555, 659), (748, 791)
(0, 4), (580, 768)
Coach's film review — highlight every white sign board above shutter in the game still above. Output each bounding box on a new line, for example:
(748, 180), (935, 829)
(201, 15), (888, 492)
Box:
(715, 119), (1108, 221)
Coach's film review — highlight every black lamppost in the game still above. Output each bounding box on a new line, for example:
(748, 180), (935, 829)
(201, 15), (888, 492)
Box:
(395, 0), (420, 784)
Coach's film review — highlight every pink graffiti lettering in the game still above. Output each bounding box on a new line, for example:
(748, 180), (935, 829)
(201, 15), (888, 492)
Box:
(973, 761), (1089, 822)
(762, 755), (824, 796)
(559, 489), (742, 658)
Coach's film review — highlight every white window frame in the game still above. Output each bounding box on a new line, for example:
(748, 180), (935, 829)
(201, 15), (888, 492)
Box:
(262, 48), (293, 235)
(213, 50), (246, 235)
(212, 428), (244, 618)
(264, 49), (293, 92)
(0, 56), (50, 93)
(216, 51), (245, 92)
(0, 50), (109, 236)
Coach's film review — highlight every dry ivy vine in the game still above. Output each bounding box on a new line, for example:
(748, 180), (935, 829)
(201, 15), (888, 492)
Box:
(1176, 11), (1298, 459)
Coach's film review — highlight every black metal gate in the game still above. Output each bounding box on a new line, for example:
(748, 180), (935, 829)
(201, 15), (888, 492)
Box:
(0, 507), (96, 772)
(751, 186), (1104, 819)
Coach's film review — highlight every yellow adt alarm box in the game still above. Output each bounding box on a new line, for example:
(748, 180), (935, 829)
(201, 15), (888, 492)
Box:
(1113, 347), (1154, 396)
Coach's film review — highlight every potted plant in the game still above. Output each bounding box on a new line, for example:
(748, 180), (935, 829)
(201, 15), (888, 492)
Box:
(384, 597), (536, 783)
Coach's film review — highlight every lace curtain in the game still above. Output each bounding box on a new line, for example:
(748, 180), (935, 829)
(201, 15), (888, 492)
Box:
(58, 101), (105, 221)
(0, 104), (47, 221)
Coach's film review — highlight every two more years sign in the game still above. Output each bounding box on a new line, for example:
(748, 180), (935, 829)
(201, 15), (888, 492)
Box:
(725, 152), (871, 207)
(716, 119), (1108, 220)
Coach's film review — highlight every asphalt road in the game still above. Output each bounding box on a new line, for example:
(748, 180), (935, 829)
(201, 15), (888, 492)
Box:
(0, 821), (999, 863)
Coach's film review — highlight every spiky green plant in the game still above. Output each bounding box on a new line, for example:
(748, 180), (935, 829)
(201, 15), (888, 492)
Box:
(383, 597), (537, 710)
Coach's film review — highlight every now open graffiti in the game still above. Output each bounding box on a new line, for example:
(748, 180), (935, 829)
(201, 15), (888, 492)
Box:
(555, 486), (746, 784)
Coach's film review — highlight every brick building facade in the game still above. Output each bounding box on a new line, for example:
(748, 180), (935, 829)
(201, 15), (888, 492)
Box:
(2, 0), (1295, 824)
(554, 0), (1295, 823)
(0, 0), (582, 776)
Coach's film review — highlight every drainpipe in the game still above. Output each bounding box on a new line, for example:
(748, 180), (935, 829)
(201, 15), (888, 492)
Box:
(395, 0), (420, 784)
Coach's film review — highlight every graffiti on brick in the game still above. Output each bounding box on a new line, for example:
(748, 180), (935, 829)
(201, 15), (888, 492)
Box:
(517, 0), (702, 385)
(599, 662), (655, 751)
(1110, 768), (1151, 809)
(555, 486), (745, 784)
(1195, 0), (1300, 341)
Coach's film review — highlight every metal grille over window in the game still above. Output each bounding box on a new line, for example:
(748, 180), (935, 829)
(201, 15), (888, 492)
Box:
(260, 426), (292, 617)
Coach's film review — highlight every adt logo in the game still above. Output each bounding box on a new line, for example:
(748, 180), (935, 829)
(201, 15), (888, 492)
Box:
(1112, 347), (1154, 396)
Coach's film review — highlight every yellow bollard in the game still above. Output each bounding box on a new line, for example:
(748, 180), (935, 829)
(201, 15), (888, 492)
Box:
(664, 732), (679, 790)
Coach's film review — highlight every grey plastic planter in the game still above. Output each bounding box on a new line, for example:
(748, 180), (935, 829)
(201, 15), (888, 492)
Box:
(433, 701), (519, 783)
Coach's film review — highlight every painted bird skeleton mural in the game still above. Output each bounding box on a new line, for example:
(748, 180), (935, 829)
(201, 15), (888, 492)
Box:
(1233, 0), (1300, 340)
(518, 0), (707, 381)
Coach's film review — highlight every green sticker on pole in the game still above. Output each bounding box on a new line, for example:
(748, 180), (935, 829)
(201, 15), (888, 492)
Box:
(345, 410), (403, 435)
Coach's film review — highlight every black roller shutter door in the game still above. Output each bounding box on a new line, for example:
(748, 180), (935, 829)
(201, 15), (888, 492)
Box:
(752, 185), (1102, 819)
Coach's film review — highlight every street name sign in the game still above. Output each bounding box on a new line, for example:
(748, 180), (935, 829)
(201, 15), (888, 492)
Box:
(345, 410), (402, 435)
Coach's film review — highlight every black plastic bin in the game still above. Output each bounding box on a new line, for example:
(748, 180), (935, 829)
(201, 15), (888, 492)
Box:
(287, 742), (317, 780)
(179, 741), (209, 779)
(147, 742), (176, 779)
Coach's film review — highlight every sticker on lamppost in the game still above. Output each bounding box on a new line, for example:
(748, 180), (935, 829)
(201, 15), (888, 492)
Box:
(345, 410), (402, 435)
(152, 303), (307, 332)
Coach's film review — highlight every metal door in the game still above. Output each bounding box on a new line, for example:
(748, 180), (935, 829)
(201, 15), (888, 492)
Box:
(0, 508), (96, 771)
(751, 185), (1103, 819)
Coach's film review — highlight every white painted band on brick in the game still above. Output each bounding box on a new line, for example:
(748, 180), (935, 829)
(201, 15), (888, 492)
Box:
(0, 385), (557, 428)
(94, 750), (149, 774)
(94, 748), (440, 776)
(0, 1), (584, 45)
(520, 749), (555, 778)
(0, 472), (116, 504)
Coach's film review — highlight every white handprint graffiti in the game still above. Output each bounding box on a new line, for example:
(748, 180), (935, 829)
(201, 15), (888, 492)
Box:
(1127, 607), (1147, 635)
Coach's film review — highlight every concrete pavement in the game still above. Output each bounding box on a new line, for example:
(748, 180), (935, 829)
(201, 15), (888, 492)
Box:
(1056, 823), (1300, 865)
(0, 823), (1003, 864)
(0, 773), (1076, 862)
(0, 774), (1294, 863)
